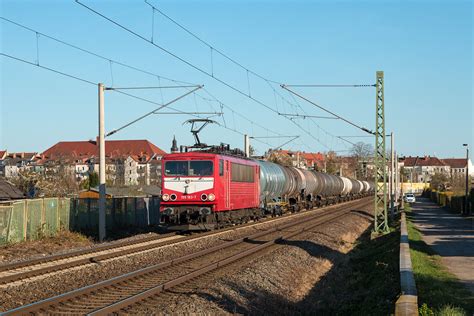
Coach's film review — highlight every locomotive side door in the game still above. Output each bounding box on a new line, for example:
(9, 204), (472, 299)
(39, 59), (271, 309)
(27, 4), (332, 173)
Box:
(219, 159), (230, 210)
(224, 160), (230, 209)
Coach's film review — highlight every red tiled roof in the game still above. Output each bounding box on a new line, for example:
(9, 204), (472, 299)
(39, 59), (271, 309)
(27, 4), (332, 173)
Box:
(401, 156), (447, 167)
(0, 150), (6, 159)
(300, 152), (324, 161)
(442, 158), (467, 169)
(42, 140), (166, 161)
(272, 150), (324, 161)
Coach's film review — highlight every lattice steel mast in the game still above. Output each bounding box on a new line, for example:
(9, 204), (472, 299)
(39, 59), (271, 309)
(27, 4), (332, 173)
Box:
(374, 71), (389, 233)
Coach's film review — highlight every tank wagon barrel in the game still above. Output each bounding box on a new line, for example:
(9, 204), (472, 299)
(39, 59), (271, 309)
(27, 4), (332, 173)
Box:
(257, 160), (287, 204)
(160, 150), (374, 230)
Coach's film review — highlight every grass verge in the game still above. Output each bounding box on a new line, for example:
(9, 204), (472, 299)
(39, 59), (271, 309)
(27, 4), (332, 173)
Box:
(405, 206), (473, 315)
(311, 224), (400, 315)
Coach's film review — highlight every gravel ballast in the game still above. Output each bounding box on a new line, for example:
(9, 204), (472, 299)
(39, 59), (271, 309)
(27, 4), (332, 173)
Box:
(123, 203), (375, 315)
(0, 199), (370, 313)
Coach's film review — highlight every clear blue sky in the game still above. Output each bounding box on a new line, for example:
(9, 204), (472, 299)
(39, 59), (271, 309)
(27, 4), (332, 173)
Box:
(1, 0), (472, 158)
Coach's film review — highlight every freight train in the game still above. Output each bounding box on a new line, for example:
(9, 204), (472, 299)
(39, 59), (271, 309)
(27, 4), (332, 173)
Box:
(160, 146), (374, 230)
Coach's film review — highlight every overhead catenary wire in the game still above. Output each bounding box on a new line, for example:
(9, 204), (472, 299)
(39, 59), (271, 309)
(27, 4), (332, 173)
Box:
(250, 135), (299, 139)
(75, 0), (281, 114)
(265, 80), (342, 149)
(201, 88), (285, 137)
(1, 53), (96, 85)
(143, 0), (281, 85)
(283, 84), (376, 88)
(141, 0), (371, 150)
(1, 16), (283, 149)
(2, 51), (275, 148)
(0, 17), (197, 87)
(278, 113), (339, 120)
(106, 85), (203, 137)
(75, 0), (333, 152)
(107, 85), (200, 90)
(153, 112), (222, 115)
(281, 85), (375, 135)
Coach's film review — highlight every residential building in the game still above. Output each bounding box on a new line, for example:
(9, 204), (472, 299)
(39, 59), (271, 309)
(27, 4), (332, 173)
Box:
(41, 139), (166, 186)
(399, 156), (450, 183)
(0, 152), (40, 178)
(442, 158), (474, 178)
(0, 150), (7, 177)
(266, 149), (324, 169)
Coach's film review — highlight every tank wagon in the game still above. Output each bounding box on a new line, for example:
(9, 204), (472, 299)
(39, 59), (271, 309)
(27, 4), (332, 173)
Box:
(160, 151), (374, 230)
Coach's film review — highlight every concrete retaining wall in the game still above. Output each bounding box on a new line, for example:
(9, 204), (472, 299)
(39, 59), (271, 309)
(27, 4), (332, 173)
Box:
(395, 211), (418, 316)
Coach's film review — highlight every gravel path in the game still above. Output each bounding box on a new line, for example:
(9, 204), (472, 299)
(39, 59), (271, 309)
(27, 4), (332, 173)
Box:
(411, 198), (474, 293)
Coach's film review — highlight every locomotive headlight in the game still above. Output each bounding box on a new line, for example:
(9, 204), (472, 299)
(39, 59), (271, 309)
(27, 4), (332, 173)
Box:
(162, 194), (170, 201)
(201, 193), (208, 201)
(170, 194), (177, 201)
(208, 193), (215, 201)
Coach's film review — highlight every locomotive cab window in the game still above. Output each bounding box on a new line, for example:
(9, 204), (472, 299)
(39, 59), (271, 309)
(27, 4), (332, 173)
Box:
(164, 160), (213, 176)
(189, 161), (213, 176)
(231, 163), (254, 182)
(164, 161), (188, 176)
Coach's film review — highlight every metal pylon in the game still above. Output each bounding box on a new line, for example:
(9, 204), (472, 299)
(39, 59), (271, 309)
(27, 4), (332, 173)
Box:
(374, 71), (389, 233)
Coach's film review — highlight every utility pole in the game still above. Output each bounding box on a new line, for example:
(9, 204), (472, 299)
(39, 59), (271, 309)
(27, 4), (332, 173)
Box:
(395, 152), (399, 207)
(463, 144), (469, 215)
(374, 71), (389, 234)
(98, 83), (106, 242)
(244, 134), (250, 158)
(390, 132), (395, 220)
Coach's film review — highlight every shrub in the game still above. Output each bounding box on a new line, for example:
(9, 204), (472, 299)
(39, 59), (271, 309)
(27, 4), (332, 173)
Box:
(437, 305), (467, 316)
(419, 303), (434, 316)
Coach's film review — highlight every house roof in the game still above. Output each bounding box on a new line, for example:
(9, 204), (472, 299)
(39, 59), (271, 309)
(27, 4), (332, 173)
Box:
(299, 152), (324, 162)
(42, 140), (166, 161)
(271, 150), (324, 161)
(442, 158), (467, 169)
(5, 152), (38, 160)
(0, 179), (25, 200)
(401, 156), (448, 167)
(0, 150), (6, 159)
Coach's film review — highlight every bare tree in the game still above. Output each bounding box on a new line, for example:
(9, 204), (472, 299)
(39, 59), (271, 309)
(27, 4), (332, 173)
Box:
(13, 161), (79, 197)
(266, 150), (293, 167)
(249, 145), (255, 157)
(430, 172), (450, 191)
(325, 151), (339, 175)
(350, 142), (374, 180)
(351, 142), (373, 159)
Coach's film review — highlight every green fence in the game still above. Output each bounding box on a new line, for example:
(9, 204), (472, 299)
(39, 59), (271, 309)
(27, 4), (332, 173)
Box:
(0, 197), (161, 245)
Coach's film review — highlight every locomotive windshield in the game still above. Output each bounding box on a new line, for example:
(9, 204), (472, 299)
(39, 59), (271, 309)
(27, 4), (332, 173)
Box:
(165, 160), (213, 176)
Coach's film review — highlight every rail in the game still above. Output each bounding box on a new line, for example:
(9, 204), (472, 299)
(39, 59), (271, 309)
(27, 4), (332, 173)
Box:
(0, 197), (368, 285)
(395, 211), (418, 316)
(2, 198), (371, 315)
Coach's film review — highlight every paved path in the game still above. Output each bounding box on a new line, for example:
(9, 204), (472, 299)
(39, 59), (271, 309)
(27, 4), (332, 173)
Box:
(411, 198), (474, 293)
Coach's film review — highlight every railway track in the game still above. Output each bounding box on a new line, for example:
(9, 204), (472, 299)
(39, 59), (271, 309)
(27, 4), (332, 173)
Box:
(0, 197), (369, 285)
(3, 198), (371, 315)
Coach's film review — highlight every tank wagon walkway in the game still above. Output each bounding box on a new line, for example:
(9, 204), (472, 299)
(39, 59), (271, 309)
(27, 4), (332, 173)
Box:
(410, 198), (474, 293)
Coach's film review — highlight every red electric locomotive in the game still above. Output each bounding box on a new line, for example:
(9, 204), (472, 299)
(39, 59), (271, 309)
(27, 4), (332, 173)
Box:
(160, 151), (260, 230)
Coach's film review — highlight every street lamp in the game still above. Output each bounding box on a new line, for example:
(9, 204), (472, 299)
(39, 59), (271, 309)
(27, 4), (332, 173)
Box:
(463, 144), (469, 215)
